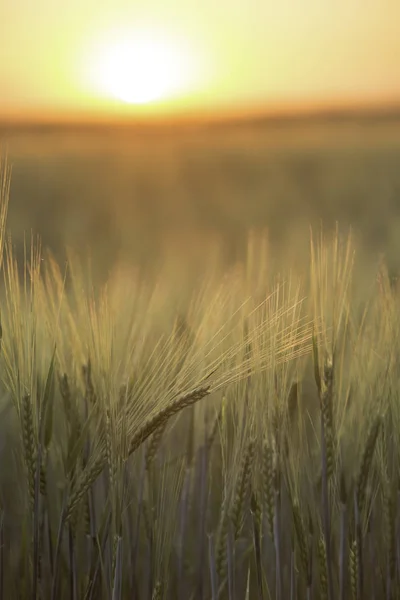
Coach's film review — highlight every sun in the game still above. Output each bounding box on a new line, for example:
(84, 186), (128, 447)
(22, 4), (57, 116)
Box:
(94, 32), (188, 106)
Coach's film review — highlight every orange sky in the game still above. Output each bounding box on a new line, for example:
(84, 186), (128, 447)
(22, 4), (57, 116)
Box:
(1, 0), (400, 121)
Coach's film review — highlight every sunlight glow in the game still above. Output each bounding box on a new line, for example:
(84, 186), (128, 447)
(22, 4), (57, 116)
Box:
(2, 1), (400, 120)
(91, 31), (193, 106)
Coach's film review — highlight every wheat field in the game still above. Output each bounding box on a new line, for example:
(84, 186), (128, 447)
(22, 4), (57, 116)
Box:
(0, 151), (400, 599)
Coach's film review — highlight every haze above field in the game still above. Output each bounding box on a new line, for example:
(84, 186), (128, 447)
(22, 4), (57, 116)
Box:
(1, 0), (400, 123)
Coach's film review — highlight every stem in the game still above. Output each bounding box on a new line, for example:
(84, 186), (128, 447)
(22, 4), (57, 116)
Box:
(252, 512), (264, 600)
(32, 443), (42, 600)
(320, 412), (334, 600)
(208, 534), (218, 600)
(178, 468), (191, 598)
(227, 523), (236, 600)
(354, 491), (364, 599)
(112, 536), (123, 600)
(0, 511), (4, 600)
(339, 502), (347, 600)
(68, 525), (78, 600)
(50, 503), (66, 600)
(274, 483), (283, 600)
(197, 444), (208, 599)
(86, 509), (112, 600)
(290, 546), (296, 600)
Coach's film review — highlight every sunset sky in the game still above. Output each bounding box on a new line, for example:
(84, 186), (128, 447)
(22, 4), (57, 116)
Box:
(1, 0), (400, 122)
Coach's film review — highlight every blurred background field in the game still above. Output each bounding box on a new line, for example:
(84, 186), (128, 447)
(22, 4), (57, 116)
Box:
(1, 140), (400, 597)
(2, 114), (400, 286)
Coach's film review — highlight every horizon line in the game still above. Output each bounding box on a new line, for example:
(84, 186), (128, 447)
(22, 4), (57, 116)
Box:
(1, 100), (400, 131)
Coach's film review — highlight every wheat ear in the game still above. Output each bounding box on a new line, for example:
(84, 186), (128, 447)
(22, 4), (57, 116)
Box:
(128, 387), (211, 457)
